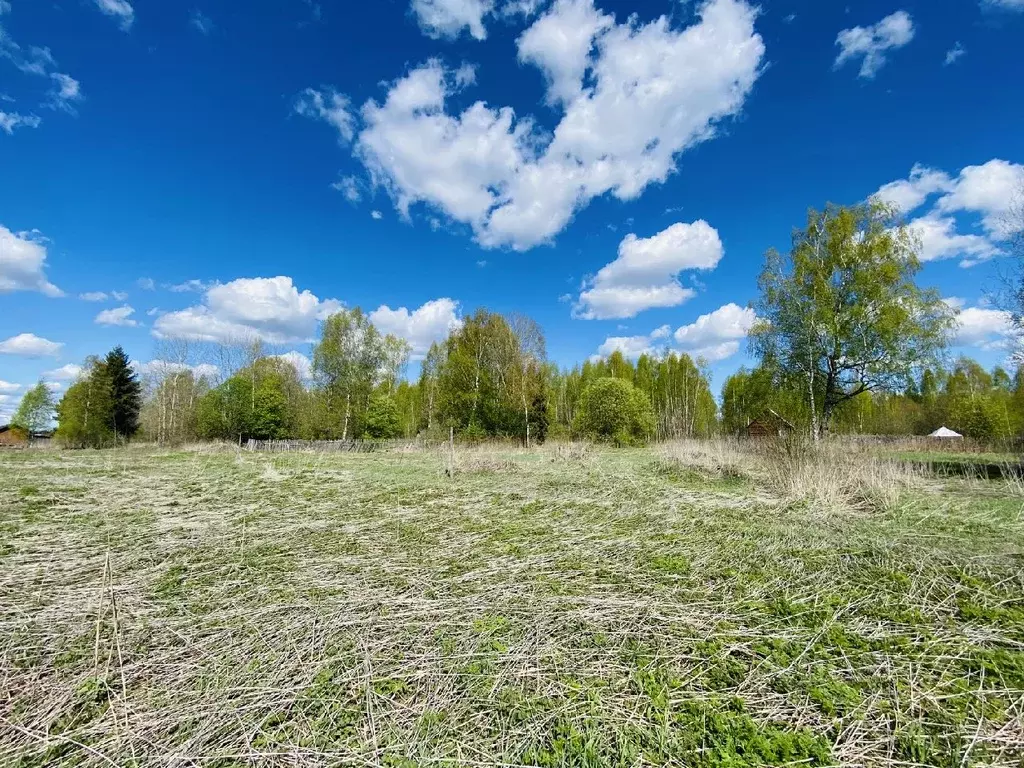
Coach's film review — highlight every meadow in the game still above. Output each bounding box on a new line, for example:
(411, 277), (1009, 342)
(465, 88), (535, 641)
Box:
(1, 441), (1023, 767)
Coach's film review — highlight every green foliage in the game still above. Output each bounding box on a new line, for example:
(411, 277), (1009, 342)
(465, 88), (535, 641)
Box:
(550, 351), (716, 440)
(104, 345), (142, 439)
(423, 309), (549, 443)
(55, 358), (115, 448)
(750, 202), (956, 437)
(196, 357), (300, 442)
(11, 381), (55, 436)
(363, 395), (402, 439)
(312, 308), (410, 439)
(574, 377), (656, 444)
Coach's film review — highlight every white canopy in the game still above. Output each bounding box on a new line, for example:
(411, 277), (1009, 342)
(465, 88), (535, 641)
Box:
(928, 426), (963, 438)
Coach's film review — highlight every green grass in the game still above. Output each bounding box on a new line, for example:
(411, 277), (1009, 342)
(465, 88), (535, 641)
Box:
(0, 441), (1022, 766)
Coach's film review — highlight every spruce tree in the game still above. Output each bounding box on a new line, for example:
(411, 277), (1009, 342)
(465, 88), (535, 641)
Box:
(105, 346), (142, 440)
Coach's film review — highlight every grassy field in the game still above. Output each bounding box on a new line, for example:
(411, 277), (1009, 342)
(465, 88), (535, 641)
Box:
(1, 441), (1023, 767)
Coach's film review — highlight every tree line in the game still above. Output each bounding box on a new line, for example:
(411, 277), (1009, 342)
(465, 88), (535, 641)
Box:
(11, 197), (1023, 447)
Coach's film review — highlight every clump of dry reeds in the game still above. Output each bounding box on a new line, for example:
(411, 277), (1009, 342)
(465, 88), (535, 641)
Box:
(657, 438), (754, 481)
(758, 439), (925, 514)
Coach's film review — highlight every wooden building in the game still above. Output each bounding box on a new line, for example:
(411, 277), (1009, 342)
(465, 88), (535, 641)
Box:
(0, 425), (29, 447)
(746, 410), (795, 439)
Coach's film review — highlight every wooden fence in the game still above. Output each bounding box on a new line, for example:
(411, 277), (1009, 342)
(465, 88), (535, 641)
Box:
(244, 438), (421, 453)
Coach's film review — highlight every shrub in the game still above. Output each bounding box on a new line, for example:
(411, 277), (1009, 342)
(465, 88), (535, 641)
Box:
(363, 395), (403, 439)
(574, 378), (656, 444)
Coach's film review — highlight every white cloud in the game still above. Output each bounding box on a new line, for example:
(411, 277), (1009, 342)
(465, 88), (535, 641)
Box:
(906, 214), (1001, 266)
(80, 291), (109, 301)
(0, 110), (41, 133)
(673, 302), (756, 359)
(273, 351), (313, 380)
(0, 2), (10, 15)
(305, 0), (764, 251)
(953, 305), (1014, 348)
(517, 0), (613, 106)
(0, 380), (20, 392)
(935, 159), (1024, 237)
(153, 276), (342, 344)
(369, 298), (462, 357)
(44, 363), (82, 381)
(371, 210), (383, 220)
(133, 359), (220, 381)
(190, 10), (214, 35)
(167, 279), (209, 293)
(872, 164), (953, 213)
(137, 277), (156, 290)
(411, 0), (493, 40)
(0, 333), (63, 357)
(94, 0), (134, 30)
(294, 88), (354, 142)
(48, 73), (82, 113)
(331, 175), (362, 203)
(982, 0), (1024, 10)
(944, 42), (965, 66)
(834, 10), (914, 79)
(95, 305), (139, 327)
(594, 302), (755, 363)
(44, 381), (62, 392)
(0, 225), (63, 296)
(574, 220), (722, 319)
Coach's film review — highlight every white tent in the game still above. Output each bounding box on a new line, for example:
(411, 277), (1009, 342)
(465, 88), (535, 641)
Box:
(928, 426), (963, 438)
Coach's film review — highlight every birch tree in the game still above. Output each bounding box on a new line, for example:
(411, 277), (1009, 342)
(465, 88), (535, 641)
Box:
(750, 202), (956, 439)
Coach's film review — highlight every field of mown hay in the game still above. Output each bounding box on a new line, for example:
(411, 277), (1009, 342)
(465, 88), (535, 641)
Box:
(1, 442), (1023, 766)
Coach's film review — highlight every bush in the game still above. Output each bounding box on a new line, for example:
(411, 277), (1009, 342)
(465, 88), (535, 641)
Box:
(363, 395), (403, 439)
(574, 378), (656, 444)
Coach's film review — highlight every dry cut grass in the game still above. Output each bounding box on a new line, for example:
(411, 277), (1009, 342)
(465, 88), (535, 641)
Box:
(1, 442), (1023, 767)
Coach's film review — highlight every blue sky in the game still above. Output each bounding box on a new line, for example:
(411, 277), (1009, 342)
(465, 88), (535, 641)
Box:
(2, 0), (1023, 420)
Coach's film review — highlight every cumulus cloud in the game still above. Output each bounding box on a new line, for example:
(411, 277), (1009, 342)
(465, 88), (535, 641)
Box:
(594, 302), (755, 363)
(834, 10), (914, 78)
(672, 302), (757, 360)
(935, 159), (1024, 237)
(95, 305), (139, 327)
(93, 0), (134, 30)
(953, 304), (1014, 349)
(872, 164), (953, 213)
(44, 363), (82, 381)
(517, 0), (613, 106)
(153, 276), (342, 344)
(906, 214), (1001, 266)
(873, 159), (1024, 267)
(273, 351), (313, 380)
(411, 0), (493, 40)
(302, 0), (764, 251)
(574, 221), (722, 319)
(0, 333), (63, 357)
(133, 359), (220, 381)
(0, 380), (20, 392)
(369, 298), (462, 357)
(0, 225), (63, 296)
(79, 291), (109, 301)
(0, 110), (41, 134)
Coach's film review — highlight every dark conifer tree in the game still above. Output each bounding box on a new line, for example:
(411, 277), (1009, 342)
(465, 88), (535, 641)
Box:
(105, 346), (142, 440)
